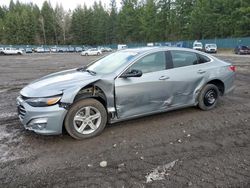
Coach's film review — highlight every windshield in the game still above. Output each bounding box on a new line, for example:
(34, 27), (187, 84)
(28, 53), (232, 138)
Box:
(87, 51), (137, 74)
(207, 44), (217, 48)
(194, 43), (202, 47)
(241, 46), (249, 50)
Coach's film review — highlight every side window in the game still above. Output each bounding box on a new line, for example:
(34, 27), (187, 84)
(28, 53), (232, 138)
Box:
(130, 51), (166, 74)
(171, 51), (198, 68)
(197, 54), (211, 64)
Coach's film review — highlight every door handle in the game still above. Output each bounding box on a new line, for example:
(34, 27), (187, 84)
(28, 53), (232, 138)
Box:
(197, 70), (206, 74)
(159, 76), (170, 80)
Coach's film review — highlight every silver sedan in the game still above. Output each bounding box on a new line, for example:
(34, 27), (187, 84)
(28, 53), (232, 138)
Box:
(17, 47), (235, 139)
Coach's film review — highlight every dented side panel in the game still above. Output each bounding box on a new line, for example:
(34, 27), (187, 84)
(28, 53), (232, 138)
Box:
(114, 62), (218, 119)
(115, 70), (174, 118)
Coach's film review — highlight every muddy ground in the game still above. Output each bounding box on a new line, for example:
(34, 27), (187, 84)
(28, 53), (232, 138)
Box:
(0, 53), (249, 188)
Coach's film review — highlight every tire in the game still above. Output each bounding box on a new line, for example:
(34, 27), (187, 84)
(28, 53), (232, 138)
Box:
(198, 84), (220, 111)
(64, 98), (107, 139)
(17, 52), (22, 55)
(97, 52), (100, 56)
(85, 53), (88, 56)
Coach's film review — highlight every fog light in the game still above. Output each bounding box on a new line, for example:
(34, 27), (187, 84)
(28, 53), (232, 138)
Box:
(28, 118), (47, 130)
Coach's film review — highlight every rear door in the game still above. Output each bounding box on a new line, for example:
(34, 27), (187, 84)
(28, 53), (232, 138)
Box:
(162, 50), (210, 106)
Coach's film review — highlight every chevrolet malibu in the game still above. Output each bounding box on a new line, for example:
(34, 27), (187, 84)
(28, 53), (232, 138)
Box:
(17, 47), (235, 139)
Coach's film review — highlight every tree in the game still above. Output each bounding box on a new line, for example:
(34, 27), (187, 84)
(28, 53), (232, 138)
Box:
(139, 0), (158, 42)
(117, 0), (141, 42)
(0, 0), (250, 45)
(41, 1), (56, 44)
(107, 0), (118, 44)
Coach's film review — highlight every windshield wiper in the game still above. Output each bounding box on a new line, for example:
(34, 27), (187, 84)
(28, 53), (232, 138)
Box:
(77, 67), (96, 75)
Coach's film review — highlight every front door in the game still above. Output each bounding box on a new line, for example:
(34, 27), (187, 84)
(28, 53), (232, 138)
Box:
(115, 51), (172, 119)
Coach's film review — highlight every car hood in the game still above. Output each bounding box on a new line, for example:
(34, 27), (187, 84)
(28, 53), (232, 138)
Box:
(20, 69), (101, 97)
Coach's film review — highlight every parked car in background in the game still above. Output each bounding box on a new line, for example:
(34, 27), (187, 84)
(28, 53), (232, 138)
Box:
(17, 47), (235, 139)
(58, 47), (69, 53)
(205, 44), (217, 53)
(98, 46), (105, 52)
(234, 45), (250, 55)
(0, 47), (23, 55)
(68, 47), (75, 53)
(147, 43), (154, 47)
(36, 47), (45, 53)
(103, 47), (112, 52)
(18, 48), (25, 53)
(44, 48), (50, 53)
(25, 48), (33, 53)
(75, 47), (83, 52)
(118, 44), (128, 50)
(193, 41), (203, 51)
(81, 48), (102, 56)
(50, 47), (58, 53)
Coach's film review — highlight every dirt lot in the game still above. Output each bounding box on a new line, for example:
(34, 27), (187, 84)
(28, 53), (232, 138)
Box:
(0, 53), (250, 187)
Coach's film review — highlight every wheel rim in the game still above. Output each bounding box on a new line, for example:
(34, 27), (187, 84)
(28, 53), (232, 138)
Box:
(204, 89), (218, 106)
(73, 106), (101, 135)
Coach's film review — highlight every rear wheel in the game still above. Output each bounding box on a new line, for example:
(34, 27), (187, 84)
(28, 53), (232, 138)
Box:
(198, 84), (220, 111)
(97, 52), (100, 56)
(65, 98), (107, 139)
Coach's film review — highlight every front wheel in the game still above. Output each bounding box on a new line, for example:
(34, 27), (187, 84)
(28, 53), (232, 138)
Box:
(198, 84), (220, 111)
(64, 98), (107, 139)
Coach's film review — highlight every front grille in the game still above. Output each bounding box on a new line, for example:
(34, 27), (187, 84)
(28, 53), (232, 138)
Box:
(18, 105), (26, 120)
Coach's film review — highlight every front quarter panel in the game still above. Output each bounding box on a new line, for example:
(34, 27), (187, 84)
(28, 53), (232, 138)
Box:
(60, 78), (101, 103)
(60, 76), (116, 110)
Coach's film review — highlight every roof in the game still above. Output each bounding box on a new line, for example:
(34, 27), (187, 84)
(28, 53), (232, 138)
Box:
(121, 46), (202, 54)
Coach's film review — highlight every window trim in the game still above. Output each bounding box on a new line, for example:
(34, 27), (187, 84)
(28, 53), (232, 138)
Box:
(118, 50), (168, 77)
(168, 50), (212, 69)
(196, 53), (212, 64)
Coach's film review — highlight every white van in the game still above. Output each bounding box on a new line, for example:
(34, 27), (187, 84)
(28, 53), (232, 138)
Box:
(117, 44), (127, 50)
(193, 41), (203, 51)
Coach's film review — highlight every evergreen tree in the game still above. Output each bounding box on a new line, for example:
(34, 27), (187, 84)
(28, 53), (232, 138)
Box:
(0, 0), (250, 45)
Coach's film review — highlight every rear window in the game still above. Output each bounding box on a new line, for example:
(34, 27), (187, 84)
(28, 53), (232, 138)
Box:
(171, 51), (198, 68)
(197, 54), (211, 64)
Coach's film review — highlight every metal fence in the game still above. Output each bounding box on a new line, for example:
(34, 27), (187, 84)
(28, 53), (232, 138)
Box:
(122, 36), (250, 49)
(1, 36), (250, 49)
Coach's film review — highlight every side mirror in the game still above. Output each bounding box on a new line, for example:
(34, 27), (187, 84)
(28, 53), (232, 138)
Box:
(120, 69), (143, 78)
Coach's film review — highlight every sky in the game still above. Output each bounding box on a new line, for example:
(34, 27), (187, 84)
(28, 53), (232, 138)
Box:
(0, 0), (121, 10)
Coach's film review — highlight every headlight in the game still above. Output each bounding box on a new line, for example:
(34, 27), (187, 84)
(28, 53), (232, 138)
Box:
(26, 96), (62, 107)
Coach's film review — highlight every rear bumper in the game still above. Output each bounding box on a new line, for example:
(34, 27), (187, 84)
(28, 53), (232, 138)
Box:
(16, 96), (67, 135)
(223, 72), (236, 96)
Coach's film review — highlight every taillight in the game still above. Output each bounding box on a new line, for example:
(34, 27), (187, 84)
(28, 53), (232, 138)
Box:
(229, 65), (236, 72)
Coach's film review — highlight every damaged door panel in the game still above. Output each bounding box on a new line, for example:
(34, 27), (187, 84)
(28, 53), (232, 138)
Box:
(115, 51), (172, 118)
(115, 70), (174, 118)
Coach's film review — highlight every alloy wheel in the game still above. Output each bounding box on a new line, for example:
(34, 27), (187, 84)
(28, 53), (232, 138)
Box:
(73, 106), (101, 135)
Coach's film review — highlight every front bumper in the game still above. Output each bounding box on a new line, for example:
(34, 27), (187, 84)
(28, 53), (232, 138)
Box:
(16, 96), (68, 135)
(206, 49), (217, 53)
